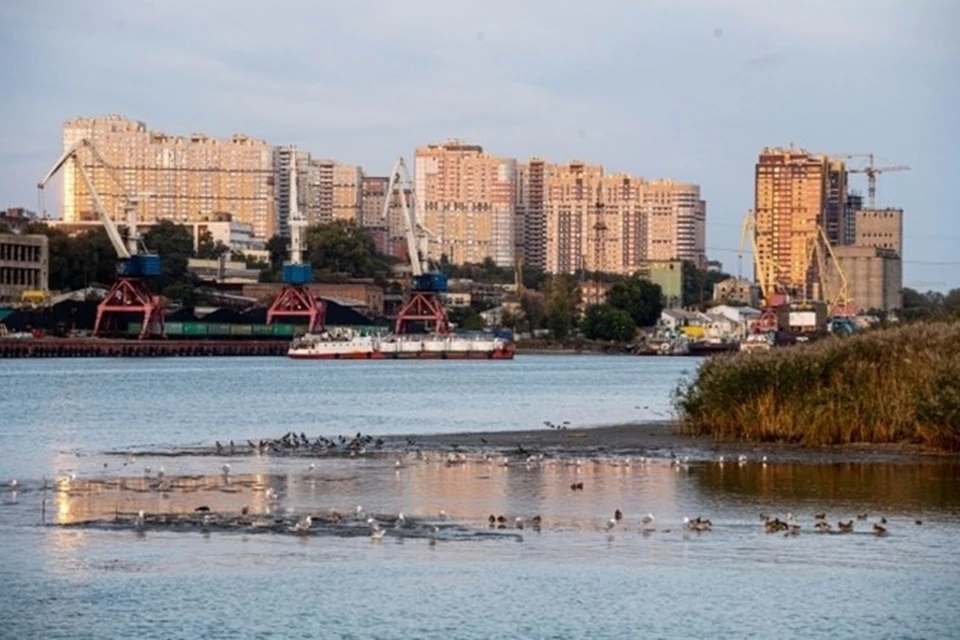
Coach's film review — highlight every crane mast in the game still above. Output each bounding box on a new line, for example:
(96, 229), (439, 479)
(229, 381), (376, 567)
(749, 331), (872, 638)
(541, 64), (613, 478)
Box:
(266, 147), (325, 334)
(384, 157), (449, 334)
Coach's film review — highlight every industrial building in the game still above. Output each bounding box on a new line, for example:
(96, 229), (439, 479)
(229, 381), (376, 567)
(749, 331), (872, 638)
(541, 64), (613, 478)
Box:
(0, 234), (49, 303)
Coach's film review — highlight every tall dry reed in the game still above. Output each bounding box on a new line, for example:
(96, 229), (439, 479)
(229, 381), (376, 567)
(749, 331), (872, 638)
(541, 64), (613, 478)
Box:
(674, 322), (960, 450)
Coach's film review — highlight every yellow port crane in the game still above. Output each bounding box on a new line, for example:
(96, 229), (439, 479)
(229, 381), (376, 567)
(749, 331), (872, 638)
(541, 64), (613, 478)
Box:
(828, 153), (910, 208)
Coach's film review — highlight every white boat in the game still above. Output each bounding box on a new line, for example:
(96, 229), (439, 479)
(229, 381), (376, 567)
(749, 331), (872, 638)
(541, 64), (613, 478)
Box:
(288, 328), (515, 360)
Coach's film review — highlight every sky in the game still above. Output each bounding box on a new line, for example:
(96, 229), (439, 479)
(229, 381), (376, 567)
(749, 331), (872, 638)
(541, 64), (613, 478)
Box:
(1, 0), (958, 289)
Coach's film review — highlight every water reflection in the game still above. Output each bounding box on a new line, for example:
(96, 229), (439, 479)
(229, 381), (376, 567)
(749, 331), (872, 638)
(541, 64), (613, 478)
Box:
(695, 461), (960, 514)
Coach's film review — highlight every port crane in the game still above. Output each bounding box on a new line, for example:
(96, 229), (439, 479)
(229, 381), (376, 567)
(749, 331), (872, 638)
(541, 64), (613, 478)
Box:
(383, 157), (450, 334)
(38, 139), (163, 338)
(829, 153), (910, 208)
(266, 150), (325, 333)
(739, 209), (781, 333)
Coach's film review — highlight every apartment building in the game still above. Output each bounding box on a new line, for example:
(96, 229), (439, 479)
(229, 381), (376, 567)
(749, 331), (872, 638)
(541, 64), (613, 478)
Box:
(522, 159), (705, 275)
(414, 140), (516, 268)
(754, 146), (831, 298)
(62, 115), (275, 239)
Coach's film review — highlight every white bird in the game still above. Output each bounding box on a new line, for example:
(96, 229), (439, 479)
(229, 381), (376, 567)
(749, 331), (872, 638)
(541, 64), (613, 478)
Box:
(428, 526), (439, 546)
(515, 517), (524, 530)
(371, 527), (385, 541)
(8, 479), (18, 491)
(641, 513), (655, 530)
(295, 515), (313, 535)
(202, 514), (212, 533)
(396, 513), (405, 528)
(604, 518), (616, 532)
(134, 510), (146, 533)
(157, 466), (165, 480)
(265, 488), (278, 502)
(220, 463), (231, 476)
(438, 510), (448, 521)
(355, 505), (364, 518)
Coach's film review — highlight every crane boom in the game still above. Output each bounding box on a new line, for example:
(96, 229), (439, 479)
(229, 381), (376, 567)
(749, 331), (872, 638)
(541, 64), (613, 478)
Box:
(288, 151), (305, 265)
(384, 157), (429, 277)
(38, 139), (130, 260)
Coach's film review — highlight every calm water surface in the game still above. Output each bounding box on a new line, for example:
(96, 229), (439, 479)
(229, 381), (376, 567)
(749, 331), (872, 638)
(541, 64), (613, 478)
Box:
(1, 356), (958, 639)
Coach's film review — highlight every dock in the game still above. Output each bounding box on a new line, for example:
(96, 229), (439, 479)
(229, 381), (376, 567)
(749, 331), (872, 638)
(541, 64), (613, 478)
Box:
(0, 338), (290, 358)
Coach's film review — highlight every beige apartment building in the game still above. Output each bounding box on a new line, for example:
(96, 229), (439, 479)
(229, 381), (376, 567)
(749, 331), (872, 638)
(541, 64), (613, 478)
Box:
(414, 140), (516, 268)
(62, 115), (275, 239)
(754, 146), (832, 298)
(359, 175), (411, 259)
(520, 159), (705, 275)
(643, 179), (705, 265)
(274, 147), (362, 234)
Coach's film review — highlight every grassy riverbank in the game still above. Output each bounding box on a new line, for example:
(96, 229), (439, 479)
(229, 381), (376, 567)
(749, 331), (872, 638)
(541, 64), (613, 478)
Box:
(675, 321), (960, 451)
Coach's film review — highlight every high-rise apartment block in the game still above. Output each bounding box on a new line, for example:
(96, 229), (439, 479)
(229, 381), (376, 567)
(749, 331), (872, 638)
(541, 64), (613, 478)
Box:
(62, 115), (275, 239)
(273, 147), (362, 234)
(518, 159), (705, 275)
(414, 140), (516, 268)
(824, 159), (848, 246)
(753, 147), (833, 297)
(359, 175), (411, 259)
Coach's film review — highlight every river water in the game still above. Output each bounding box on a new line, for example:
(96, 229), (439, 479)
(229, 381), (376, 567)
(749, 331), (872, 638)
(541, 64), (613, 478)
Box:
(1, 356), (958, 638)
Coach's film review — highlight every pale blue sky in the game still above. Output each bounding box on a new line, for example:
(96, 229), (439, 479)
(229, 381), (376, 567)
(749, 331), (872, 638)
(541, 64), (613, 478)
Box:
(1, 0), (957, 288)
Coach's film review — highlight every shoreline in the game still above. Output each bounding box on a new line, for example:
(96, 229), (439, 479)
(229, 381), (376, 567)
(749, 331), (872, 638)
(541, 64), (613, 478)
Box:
(383, 422), (955, 464)
(111, 422), (959, 465)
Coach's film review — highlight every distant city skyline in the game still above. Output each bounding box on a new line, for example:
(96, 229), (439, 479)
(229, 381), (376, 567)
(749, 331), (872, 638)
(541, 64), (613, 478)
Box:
(0, 0), (957, 287)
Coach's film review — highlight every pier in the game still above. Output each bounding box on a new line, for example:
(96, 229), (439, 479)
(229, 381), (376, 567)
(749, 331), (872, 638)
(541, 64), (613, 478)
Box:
(0, 338), (290, 358)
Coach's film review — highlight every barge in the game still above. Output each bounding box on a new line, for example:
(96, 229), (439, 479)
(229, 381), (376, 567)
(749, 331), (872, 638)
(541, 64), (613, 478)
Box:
(287, 329), (515, 360)
(0, 337), (290, 358)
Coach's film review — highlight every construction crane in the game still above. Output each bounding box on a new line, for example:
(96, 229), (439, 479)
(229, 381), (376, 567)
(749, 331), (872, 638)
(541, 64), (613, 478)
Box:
(266, 150), (325, 334)
(829, 153), (910, 208)
(38, 139), (163, 338)
(738, 210), (785, 332)
(384, 157), (450, 334)
(810, 225), (854, 316)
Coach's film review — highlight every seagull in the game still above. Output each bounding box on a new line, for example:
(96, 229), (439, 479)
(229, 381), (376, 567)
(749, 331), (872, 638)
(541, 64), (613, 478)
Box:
(515, 517), (524, 530)
(438, 510), (448, 521)
(641, 513), (655, 531)
(157, 466), (165, 480)
(604, 518), (617, 532)
(396, 513), (406, 528)
(371, 527), (386, 541)
(265, 488), (278, 502)
(8, 479), (17, 491)
(355, 505), (364, 519)
(428, 526), (439, 546)
(134, 510), (146, 533)
(294, 515), (312, 535)
(220, 463), (230, 477)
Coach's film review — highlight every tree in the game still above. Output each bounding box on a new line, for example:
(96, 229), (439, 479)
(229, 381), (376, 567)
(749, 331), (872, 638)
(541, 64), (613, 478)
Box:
(0, 222), (10, 234)
(196, 230), (229, 260)
(682, 261), (732, 307)
(305, 221), (393, 280)
(544, 275), (581, 339)
(142, 220), (195, 293)
(581, 303), (636, 342)
(519, 291), (547, 334)
(607, 276), (664, 327)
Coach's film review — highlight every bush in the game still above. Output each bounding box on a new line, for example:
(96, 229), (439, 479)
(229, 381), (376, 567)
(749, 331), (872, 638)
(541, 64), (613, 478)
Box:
(674, 322), (960, 450)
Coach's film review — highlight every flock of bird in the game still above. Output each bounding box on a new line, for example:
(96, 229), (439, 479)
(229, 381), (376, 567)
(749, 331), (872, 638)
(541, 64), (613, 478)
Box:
(215, 431), (386, 457)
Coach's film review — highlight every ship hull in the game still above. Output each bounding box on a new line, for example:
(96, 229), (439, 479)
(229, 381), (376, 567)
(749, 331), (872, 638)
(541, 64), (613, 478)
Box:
(289, 348), (515, 360)
(287, 333), (515, 360)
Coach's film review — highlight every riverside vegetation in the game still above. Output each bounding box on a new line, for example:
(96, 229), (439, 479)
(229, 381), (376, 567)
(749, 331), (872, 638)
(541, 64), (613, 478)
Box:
(675, 321), (960, 451)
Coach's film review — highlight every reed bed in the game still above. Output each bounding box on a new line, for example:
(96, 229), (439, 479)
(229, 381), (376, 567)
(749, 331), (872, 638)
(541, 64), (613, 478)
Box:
(674, 322), (960, 451)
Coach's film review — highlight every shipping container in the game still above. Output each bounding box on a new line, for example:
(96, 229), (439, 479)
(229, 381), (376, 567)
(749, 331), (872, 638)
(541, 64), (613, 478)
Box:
(181, 322), (209, 336)
(207, 323), (232, 336)
(230, 324), (253, 337)
(252, 324), (274, 336)
(272, 324), (296, 337)
(165, 322), (183, 335)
